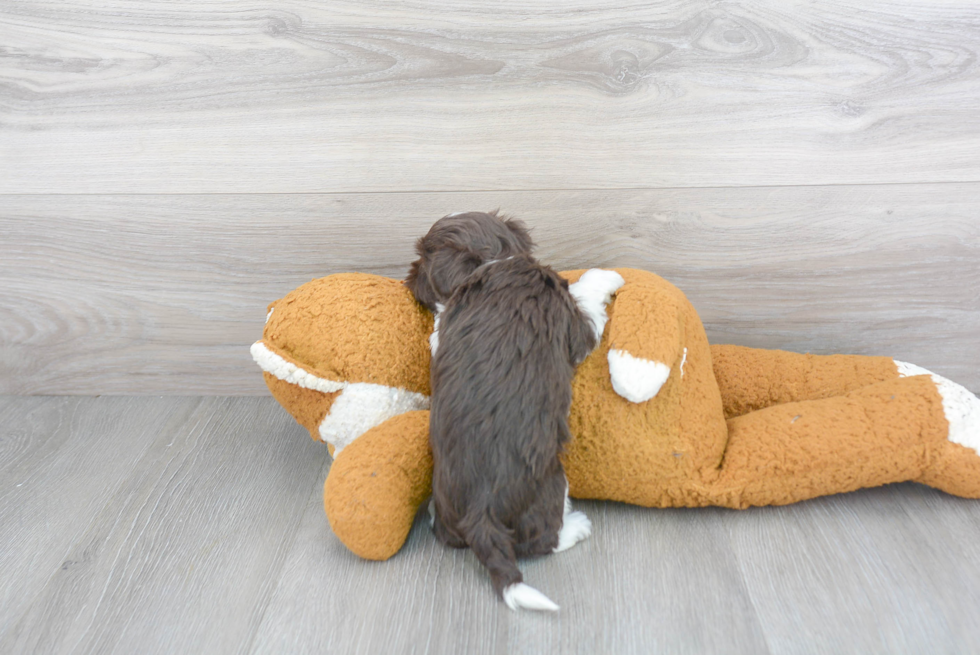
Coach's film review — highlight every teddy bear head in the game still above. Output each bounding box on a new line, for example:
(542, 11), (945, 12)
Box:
(251, 273), (433, 455)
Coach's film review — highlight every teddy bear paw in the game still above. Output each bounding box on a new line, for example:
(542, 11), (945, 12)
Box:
(569, 269), (625, 342)
(896, 361), (980, 455)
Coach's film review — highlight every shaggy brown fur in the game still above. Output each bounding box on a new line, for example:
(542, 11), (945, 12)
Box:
(428, 255), (596, 599)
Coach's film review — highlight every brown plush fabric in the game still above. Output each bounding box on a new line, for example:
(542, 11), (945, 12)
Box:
(263, 373), (338, 441)
(710, 344), (901, 419)
(919, 441), (980, 498)
(561, 268), (729, 506)
(259, 272), (433, 457)
(263, 273), (433, 395)
(697, 375), (949, 508)
(323, 410), (432, 560)
(256, 269), (978, 561)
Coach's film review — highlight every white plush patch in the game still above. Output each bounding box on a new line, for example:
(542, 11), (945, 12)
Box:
(266, 307), (274, 323)
(320, 382), (430, 455)
(429, 303), (445, 356)
(568, 269), (625, 342)
(896, 360), (980, 456)
(252, 341), (431, 454)
(250, 341), (345, 394)
(608, 349), (671, 403)
(680, 347), (688, 377)
(503, 583), (559, 612)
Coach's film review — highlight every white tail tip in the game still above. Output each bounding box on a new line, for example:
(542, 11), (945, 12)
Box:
(502, 583), (559, 612)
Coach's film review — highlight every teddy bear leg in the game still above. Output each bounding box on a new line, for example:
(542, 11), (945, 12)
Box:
(699, 375), (959, 508)
(896, 362), (980, 497)
(916, 441), (980, 498)
(709, 344), (900, 419)
(323, 410), (433, 560)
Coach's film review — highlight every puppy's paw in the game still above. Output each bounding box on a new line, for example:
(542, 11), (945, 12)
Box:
(608, 349), (671, 403)
(553, 510), (592, 553)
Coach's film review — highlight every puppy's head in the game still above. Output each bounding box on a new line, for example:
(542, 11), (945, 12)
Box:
(405, 211), (534, 312)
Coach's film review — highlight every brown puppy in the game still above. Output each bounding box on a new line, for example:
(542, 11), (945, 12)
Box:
(405, 211), (534, 313)
(428, 254), (597, 611)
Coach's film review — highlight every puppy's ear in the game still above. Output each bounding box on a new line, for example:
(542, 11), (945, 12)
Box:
(405, 237), (440, 312)
(503, 218), (535, 254)
(429, 245), (484, 301)
(568, 306), (598, 365)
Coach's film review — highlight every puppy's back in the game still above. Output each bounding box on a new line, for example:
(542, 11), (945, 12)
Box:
(431, 256), (592, 482)
(429, 255), (595, 599)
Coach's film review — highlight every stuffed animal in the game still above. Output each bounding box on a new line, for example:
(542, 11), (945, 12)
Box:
(251, 269), (980, 561)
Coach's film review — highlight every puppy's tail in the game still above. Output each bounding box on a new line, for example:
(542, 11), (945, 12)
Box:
(464, 513), (559, 612)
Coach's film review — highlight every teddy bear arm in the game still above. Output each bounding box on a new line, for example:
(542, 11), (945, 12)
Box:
(604, 283), (683, 403)
(323, 410), (433, 561)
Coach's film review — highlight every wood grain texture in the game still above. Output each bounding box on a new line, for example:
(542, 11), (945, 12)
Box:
(6, 396), (980, 654)
(250, 498), (768, 655)
(2, 185), (977, 395)
(724, 484), (980, 654)
(0, 397), (201, 638)
(2, 0), (979, 193)
(1, 396), (326, 655)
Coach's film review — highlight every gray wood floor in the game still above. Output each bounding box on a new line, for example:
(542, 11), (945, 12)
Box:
(3, 395), (980, 655)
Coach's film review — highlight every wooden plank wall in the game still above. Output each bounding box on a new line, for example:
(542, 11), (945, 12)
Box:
(2, 0), (978, 394)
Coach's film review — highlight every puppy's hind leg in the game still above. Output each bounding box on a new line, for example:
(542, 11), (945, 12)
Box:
(430, 500), (467, 549)
(514, 469), (566, 557)
(514, 471), (592, 556)
(553, 482), (592, 553)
